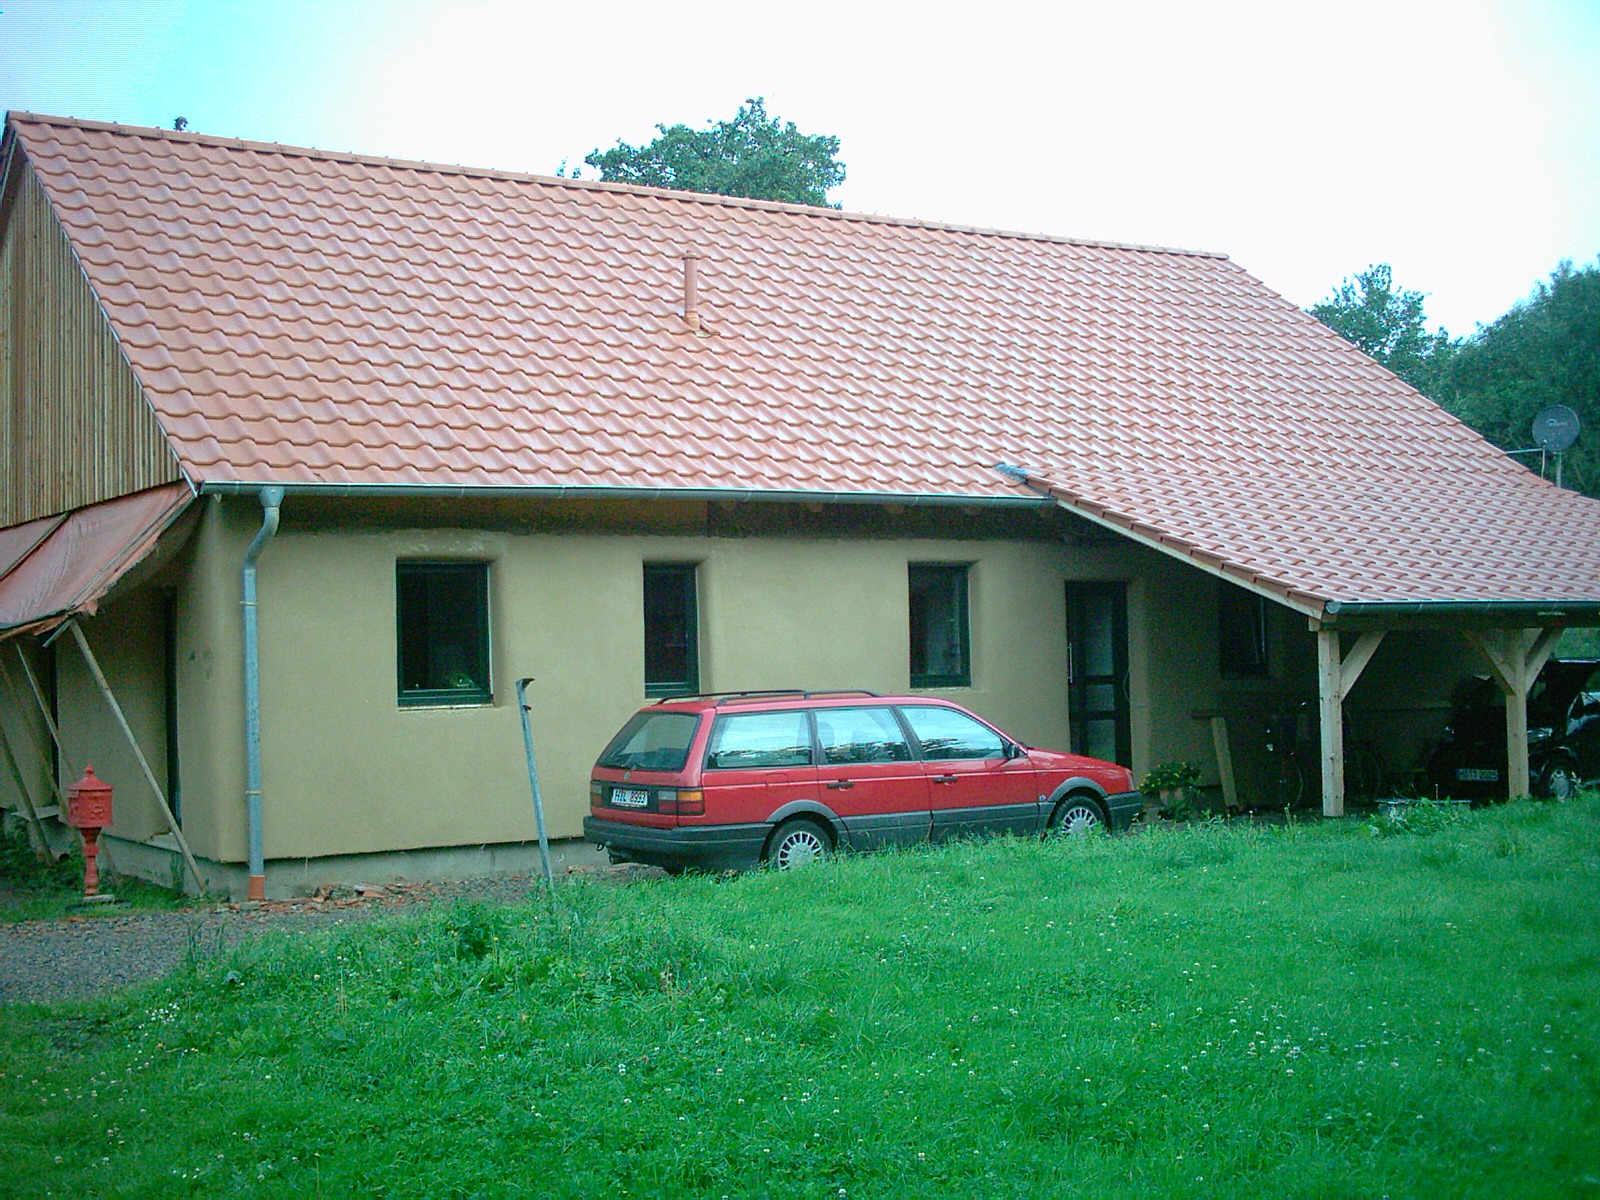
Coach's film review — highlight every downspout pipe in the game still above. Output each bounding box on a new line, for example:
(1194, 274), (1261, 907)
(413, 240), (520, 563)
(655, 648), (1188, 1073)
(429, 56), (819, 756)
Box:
(242, 487), (284, 901)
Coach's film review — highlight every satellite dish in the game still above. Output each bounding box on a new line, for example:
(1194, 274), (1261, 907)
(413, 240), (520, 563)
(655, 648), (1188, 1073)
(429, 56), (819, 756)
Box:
(1532, 405), (1580, 453)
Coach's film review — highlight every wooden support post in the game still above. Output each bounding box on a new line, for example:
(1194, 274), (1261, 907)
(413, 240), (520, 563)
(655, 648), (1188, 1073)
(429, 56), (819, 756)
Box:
(1209, 715), (1239, 810)
(1465, 627), (1561, 799)
(65, 622), (205, 894)
(1317, 629), (1345, 817)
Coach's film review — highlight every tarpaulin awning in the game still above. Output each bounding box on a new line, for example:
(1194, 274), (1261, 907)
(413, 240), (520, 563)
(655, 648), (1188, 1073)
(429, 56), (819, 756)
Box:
(0, 483), (197, 640)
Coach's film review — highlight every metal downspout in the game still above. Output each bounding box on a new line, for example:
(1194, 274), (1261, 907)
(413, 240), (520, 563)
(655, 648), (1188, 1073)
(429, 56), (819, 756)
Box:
(242, 488), (284, 901)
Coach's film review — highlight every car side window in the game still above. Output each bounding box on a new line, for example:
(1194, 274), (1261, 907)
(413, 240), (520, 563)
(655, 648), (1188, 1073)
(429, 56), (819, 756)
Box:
(900, 706), (1006, 761)
(815, 707), (914, 765)
(705, 711), (813, 770)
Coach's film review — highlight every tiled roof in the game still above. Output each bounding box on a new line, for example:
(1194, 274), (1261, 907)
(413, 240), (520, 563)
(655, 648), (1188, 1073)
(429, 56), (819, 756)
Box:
(9, 112), (1600, 612)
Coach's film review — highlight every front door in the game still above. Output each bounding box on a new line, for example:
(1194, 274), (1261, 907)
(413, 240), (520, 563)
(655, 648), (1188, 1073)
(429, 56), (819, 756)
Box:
(1065, 582), (1132, 766)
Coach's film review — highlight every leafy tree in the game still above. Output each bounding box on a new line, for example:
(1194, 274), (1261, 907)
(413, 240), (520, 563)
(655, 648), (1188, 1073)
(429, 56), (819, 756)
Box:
(582, 98), (846, 208)
(1309, 263), (1455, 395)
(1442, 259), (1600, 497)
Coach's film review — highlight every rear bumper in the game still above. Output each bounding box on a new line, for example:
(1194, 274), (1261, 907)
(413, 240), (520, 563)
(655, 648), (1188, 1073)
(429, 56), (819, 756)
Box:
(584, 815), (768, 872)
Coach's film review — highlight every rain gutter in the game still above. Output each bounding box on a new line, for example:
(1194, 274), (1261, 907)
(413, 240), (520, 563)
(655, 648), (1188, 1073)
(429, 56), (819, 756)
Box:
(194, 481), (1049, 509)
(1320, 598), (1600, 631)
(241, 487), (284, 902)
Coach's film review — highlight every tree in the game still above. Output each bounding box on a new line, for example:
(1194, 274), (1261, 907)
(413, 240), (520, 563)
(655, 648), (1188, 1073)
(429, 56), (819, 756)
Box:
(1442, 259), (1600, 497)
(1309, 263), (1455, 396)
(582, 98), (846, 208)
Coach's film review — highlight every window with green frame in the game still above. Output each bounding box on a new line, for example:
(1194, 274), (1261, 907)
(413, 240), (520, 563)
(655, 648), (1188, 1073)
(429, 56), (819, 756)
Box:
(1218, 581), (1269, 678)
(396, 561), (491, 706)
(644, 563), (699, 697)
(909, 562), (971, 687)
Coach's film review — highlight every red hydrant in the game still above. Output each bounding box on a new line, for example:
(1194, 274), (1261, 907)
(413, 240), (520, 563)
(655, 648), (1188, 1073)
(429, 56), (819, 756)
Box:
(65, 766), (113, 897)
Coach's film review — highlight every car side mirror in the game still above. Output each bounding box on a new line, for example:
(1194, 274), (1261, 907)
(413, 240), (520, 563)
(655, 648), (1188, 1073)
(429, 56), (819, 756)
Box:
(1005, 741), (1024, 760)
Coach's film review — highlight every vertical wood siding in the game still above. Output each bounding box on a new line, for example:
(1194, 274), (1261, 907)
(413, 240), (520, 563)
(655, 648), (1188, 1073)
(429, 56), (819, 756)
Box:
(1, 156), (180, 526)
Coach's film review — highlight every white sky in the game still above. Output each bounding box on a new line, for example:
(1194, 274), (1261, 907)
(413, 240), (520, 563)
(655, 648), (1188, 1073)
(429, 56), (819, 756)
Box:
(2, 0), (1597, 335)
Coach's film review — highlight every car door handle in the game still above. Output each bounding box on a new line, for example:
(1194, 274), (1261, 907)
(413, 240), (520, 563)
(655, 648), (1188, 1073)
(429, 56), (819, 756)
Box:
(826, 780), (854, 790)
(932, 775), (959, 784)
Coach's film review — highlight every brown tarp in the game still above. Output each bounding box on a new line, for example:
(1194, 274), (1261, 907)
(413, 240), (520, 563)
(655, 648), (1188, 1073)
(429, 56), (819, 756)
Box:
(0, 483), (196, 639)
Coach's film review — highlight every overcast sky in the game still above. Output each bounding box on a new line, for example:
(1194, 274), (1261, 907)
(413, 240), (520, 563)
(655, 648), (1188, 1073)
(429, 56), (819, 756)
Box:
(3, 0), (1597, 335)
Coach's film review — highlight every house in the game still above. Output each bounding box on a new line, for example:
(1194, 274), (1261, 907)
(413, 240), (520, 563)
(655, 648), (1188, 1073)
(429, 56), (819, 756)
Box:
(4, 112), (1599, 899)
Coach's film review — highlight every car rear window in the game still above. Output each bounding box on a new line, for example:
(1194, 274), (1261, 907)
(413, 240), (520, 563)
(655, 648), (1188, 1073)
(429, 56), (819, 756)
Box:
(596, 711), (701, 772)
(706, 711), (813, 770)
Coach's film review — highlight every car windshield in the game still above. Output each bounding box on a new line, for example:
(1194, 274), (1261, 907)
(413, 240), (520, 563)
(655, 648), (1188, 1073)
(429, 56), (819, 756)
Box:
(596, 711), (701, 772)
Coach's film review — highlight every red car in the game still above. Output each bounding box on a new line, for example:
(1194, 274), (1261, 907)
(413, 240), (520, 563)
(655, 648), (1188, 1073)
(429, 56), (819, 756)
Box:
(584, 691), (1143, 870)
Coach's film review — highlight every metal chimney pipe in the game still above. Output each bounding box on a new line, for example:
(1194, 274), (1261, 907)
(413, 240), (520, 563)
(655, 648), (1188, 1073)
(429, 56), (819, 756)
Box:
(683, 253), (700, 331)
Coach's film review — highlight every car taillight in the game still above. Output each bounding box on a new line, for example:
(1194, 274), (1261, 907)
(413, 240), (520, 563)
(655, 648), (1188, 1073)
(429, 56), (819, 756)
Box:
(589, 780), (603, 805)
(657, 788), (704, 815)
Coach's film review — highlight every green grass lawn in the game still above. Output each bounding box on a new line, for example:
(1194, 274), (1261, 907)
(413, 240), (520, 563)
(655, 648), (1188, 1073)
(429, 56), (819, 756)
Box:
(2, 799), (1597, 1197)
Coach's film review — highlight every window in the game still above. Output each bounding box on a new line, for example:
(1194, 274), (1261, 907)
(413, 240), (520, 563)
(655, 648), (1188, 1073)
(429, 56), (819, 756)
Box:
(815, 707), (913, 765)
(909, 563), (971, 687)
(644, 563), (699, 697)
(596, 711), (701, 773)
(900, 705), (1005, 761)
(1219, 583), (1268, 677)
(705, 711), (812, 770)
(396, 561), (490, 706)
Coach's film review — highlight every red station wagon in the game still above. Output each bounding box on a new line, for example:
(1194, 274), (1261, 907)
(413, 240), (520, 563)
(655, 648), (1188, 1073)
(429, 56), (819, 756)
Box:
(584, 691), (1144, 871)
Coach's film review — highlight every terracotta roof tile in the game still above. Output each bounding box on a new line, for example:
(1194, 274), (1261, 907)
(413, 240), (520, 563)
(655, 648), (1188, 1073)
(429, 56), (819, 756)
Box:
(10, 112), (1600, 609)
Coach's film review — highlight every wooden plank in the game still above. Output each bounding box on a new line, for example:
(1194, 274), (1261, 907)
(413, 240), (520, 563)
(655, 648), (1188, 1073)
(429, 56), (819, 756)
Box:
(1210, 715), (1239, 811)
(1340, 630), (1386, 693)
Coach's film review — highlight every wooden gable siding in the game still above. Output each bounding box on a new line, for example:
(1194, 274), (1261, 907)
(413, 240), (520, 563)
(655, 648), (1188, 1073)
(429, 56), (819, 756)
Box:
(1, 155), (180, 526)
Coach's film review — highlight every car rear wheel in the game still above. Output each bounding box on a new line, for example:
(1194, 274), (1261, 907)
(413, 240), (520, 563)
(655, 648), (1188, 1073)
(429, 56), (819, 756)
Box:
(1540, 757), (1579, 801)
(1050, 794), (1107, 836)
(765, 817), (832, 869)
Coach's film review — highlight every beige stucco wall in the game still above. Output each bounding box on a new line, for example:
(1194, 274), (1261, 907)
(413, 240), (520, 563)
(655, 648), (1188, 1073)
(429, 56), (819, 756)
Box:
(164, 497), (1222, 864)
(88, 495), (1493, 870)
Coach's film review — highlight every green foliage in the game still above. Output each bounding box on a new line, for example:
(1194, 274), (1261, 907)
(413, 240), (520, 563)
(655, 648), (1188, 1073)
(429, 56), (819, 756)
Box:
(1309, 263), (1456, 395)
(1440, 259), (1600, 497)
(582, 97), (846, 207)
(1140, 760), (1203, 794)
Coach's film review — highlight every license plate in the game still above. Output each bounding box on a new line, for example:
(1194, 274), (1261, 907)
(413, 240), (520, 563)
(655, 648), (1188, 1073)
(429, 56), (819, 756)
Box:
(1456, 767), (1499, 782)
(610, 788), (650, 809)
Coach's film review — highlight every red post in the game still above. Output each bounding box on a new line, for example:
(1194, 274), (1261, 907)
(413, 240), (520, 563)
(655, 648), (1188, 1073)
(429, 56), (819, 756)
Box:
(65, 766), (113, 898)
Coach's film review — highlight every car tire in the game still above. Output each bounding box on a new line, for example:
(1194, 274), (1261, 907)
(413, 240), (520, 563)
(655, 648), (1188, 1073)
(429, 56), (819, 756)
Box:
(1050, 793), (1108, 836)
(1540, 757), (1579, 801)
(764, 817), (832, 869)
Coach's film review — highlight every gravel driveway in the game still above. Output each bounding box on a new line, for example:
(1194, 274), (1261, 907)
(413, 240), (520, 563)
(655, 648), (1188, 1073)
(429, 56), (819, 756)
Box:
(0, 876), (556, 1006)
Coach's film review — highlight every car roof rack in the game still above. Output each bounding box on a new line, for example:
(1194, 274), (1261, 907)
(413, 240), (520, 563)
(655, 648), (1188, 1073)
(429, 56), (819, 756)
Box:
(649, 689), (882, 707)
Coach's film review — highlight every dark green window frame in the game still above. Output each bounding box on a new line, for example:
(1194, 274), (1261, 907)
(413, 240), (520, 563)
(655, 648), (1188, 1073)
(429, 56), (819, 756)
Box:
(396, 560), (491, 707)
(909, 562), (972, 688)
(644, 562), (699, 698)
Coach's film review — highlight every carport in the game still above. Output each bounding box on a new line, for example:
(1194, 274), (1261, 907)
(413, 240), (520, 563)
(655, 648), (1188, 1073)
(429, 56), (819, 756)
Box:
(994, 461), (1600, 813)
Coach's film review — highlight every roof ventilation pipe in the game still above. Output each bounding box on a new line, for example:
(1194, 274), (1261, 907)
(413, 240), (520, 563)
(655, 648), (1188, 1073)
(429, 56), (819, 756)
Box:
(241, 486), (284, 902)
(682, 253), (700, 332)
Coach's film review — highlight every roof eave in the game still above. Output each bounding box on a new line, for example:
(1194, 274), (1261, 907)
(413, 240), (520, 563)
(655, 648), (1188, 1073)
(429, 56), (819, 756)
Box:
(193, 480), (1054, 510)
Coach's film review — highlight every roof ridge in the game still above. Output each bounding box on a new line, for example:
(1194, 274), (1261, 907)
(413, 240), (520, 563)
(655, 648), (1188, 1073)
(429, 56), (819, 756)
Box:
(4, 110), (1228, 260)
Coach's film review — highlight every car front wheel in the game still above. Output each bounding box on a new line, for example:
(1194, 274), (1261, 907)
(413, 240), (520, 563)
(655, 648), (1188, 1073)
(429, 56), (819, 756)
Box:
(765, 817), (832, 869)
(1050, 794), (1108, 836)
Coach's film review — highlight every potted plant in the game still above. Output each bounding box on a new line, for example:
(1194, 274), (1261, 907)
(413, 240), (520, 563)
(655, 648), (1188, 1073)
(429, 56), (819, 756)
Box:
(1138, 761), (1203, 821)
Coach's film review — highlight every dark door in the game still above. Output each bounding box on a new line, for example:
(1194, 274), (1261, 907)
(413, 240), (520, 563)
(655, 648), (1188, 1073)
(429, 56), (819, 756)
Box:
(1065, 582), (1131, 766)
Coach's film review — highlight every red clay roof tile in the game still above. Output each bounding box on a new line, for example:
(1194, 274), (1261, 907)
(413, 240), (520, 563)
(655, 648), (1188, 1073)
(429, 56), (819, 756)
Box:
(10, 112), (1600, 610)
